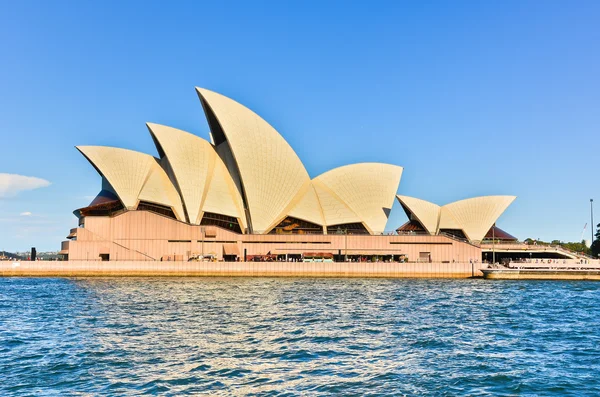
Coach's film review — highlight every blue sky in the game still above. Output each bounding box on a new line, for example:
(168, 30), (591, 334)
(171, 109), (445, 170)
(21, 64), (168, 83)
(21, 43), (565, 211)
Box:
(0, 1), (598, 251)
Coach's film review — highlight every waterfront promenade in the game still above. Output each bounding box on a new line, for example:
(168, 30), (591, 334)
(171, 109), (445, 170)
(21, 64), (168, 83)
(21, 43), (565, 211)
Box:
(0, 260), (485, 278)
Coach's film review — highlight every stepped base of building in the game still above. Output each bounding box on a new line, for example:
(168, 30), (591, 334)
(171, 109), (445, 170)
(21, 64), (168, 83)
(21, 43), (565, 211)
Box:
(1, 261), (485, 278)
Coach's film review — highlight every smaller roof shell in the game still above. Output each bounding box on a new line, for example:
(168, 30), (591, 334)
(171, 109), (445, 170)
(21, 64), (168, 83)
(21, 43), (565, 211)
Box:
(315, 163), (403, 233)
(76, 146), (185, 221)
(442, 195), (516, 242)
(286, 183), (326, 227)
(396, 195), (516, 242)
(396, 195), (440, 234)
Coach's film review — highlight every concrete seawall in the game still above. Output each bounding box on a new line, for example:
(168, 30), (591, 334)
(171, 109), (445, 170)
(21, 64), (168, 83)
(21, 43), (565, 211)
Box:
(0, 261), (485, 278)
(482, 269), (600, 280)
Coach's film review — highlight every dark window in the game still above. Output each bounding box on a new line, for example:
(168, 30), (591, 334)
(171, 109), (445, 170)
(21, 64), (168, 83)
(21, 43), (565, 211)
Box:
(200, 212), (242, 234)
(439, 229), (467, 240)
(137, 201), (177, 220)
(242, 241), (331, 244)
(269, 216), (323, 235)
(327, 223), (370, 235)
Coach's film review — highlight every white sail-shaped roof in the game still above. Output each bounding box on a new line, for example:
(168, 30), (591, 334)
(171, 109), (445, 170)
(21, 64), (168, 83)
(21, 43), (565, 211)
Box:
(147, 123), (214, 224)
(314, 163), (403, 233)
(76, 146), (185, 220)
(202, 156), (248, 231)
(396, 195), (440, 234)
(287, 183), (326, 227)
(147, 123), (246, 229)
(138, 163), (186, 221)
(438, 206), (462, 231)
(196, 87), (310, 233)
(312, 180), (362, 226)
(396, 194), (516, 241)
(441, 196), (516, 242)
(77, 88), (415, 236)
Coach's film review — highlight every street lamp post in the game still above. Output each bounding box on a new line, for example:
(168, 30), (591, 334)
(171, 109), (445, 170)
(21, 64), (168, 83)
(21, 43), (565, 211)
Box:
(345, 228), (348, 262)
(492, 223), (496, 264)
(201, 226), (205, 259)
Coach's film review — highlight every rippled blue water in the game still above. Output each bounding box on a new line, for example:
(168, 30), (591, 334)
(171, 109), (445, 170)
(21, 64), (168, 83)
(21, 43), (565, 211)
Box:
(1, 278), (599, 396)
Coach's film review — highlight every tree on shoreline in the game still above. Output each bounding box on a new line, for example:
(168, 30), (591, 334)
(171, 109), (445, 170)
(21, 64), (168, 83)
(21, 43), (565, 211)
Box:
(591, 223), (600, 258)
(524, 238), (592, 256)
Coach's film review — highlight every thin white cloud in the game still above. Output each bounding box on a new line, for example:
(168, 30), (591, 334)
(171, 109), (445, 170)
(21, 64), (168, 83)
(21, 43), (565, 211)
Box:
(20, 211), (32, 216)
(0, 174), (51, 198)
(0, 216), (54, 224)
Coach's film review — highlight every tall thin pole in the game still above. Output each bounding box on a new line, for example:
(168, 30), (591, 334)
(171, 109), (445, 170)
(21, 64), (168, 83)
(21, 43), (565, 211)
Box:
(492, 223), (496, 264)
(201, 226), (205, 259)
(344, 228), (348, 262)
(592, 199), (595, 245)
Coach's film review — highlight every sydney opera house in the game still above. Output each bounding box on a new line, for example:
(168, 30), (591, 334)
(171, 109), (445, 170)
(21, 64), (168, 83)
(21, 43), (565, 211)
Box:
(60, 87), (516, 263)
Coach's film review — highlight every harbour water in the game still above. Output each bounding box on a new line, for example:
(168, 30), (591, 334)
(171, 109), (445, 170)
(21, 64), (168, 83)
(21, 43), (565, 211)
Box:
(1, 278), (599, 396)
